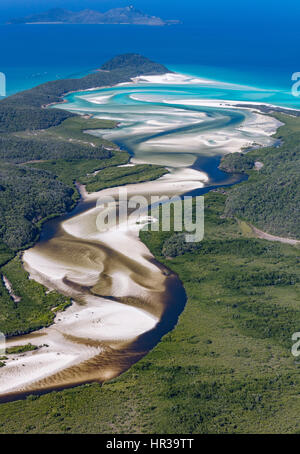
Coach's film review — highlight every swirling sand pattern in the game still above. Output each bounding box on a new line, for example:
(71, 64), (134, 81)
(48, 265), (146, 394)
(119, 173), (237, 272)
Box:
(0, 73), (282, 400)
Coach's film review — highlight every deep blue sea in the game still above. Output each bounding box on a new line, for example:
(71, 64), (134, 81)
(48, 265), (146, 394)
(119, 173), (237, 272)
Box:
(0, 21), (300, 107)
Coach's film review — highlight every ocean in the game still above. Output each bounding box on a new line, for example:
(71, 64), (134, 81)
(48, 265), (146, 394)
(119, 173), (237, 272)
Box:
(1, 22), (300, 108)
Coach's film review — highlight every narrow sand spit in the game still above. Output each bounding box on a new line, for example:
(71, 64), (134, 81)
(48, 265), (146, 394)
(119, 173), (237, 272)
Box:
(130, 73), (261, 91)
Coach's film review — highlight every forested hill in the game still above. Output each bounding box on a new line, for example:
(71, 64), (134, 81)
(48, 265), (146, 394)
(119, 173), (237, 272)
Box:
(0, 54), (170, 133)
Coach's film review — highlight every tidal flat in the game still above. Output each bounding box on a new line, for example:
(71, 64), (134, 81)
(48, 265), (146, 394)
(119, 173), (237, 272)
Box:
(0, 71), (285, 400)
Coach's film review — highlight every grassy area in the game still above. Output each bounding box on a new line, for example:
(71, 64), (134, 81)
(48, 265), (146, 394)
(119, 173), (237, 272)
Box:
(29, 117), (168, 192)
(80, 164), (169, 192)
(6, 344), (38, 355)
(0, 193), (299, 433)
(0, 344), (39, 368)
(238, 220), (254, 238)
(25, 116), (126, 187)
(31, 153), (129, 188)
(20, 116), (119, 150)
(0, 256), (71, 337)
(27, 116), (145, 188)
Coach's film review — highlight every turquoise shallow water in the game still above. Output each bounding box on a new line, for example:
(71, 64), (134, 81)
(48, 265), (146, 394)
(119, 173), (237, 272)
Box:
(53, 73), (283, 190)
(169, 65), (300, 108)
(60, 76), (282, 150)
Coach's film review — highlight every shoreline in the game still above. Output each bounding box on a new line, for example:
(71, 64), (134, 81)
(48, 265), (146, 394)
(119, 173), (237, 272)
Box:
(0, 71), (289, 400)
(44, 70), (300, 117)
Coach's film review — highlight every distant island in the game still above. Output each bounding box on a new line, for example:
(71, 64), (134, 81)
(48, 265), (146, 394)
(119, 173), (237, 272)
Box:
(7, 6), (180, 26)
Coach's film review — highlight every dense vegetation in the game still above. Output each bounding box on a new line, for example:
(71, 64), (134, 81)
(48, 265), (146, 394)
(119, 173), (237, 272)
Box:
(0, 105), (73, 134)
(0, 193), (299, 433)
(80, 164), (168, 192)
(101, 53), (171, 73)
(31, 154), (128, 187)
(0, 257), (71, 337)
(0, 163), (74, 250)
(0, 54), (169, 133)
(221, 113), (300, 239)
(0, 132), (111, 164)
(6, 344), (38, 355)
(219, 152), (255, 173)
(0, 243), (14, 267)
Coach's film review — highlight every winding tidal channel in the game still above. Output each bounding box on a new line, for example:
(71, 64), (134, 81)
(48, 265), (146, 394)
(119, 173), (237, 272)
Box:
(0, 73), (282, 400)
